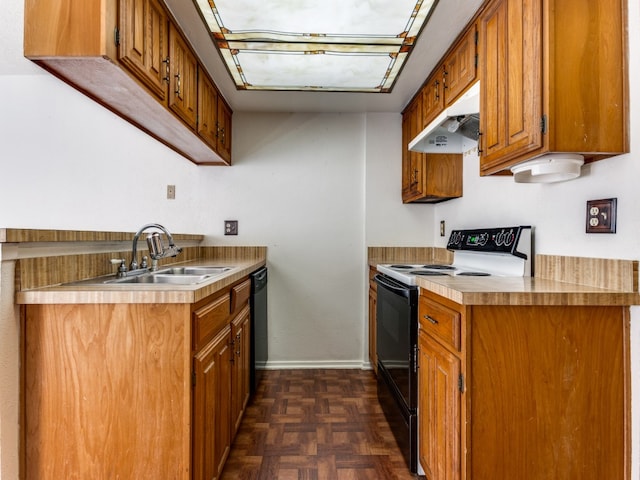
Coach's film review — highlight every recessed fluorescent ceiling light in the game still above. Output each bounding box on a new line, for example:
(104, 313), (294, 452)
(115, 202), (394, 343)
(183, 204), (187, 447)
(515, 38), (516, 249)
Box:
(193, 0), (438, 92)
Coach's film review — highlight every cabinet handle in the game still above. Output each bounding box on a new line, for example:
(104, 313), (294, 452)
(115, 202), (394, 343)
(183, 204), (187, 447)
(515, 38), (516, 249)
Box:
(162, 57), (170, 84)
(424, 314), (439, 325)
(434, 81), (440, 101)
(443, 69), (448, 90)
(175, 73), (181, 96)
(477, 131), (483, 154)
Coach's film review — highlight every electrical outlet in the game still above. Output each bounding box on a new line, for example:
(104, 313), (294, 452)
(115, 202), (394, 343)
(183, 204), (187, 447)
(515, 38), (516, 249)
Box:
(586, 198), (617, 233)
(166, 185), (176, 199)
(225, 220), (238, 235)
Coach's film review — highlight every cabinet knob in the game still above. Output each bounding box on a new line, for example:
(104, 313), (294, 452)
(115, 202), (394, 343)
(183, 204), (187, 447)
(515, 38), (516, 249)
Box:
(162, 57), (170, 84)
(174, 73), (181, 96)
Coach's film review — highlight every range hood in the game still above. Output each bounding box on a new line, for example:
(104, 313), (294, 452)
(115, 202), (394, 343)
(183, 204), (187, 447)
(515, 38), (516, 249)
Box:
(408, 82), (480, 154)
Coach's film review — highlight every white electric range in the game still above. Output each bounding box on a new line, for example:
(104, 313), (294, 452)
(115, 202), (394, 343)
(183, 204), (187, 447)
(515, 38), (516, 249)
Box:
(377, 226), (533, 286)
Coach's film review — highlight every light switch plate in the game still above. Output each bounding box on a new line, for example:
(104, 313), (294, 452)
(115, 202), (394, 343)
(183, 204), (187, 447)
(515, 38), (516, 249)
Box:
(586, 198), (617, 234)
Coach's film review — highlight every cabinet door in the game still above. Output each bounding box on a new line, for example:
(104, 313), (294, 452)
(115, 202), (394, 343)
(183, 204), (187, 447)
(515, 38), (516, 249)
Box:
(197, 71), (219, 150)
(193, 325), (232, 480)
(169, 23), (198, 128)
(419, 330), (462, 480)
(401, 109), (413, 199)
(479, 0), (543, 173)
(424, 153), (462, 200)
(119, 0), (168, 101)
(231, 305), (251, 438)
(216, 99), (233, 163)
(408, 96), (426, 200)
(422, 71), (445, 128)
(443, 25), (477, 106)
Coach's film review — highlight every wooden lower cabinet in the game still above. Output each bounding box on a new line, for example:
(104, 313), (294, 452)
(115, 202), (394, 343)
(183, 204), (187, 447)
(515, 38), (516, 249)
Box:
(418, 330), (461, 480)
(23, 277), (252, 480)
(418, 290), (630, 480)
(193, 324), (232, 480)
(231, 304), (251, 437)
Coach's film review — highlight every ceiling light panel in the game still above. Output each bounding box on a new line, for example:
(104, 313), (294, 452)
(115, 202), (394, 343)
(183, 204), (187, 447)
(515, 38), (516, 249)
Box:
(194, 0), (438, 92)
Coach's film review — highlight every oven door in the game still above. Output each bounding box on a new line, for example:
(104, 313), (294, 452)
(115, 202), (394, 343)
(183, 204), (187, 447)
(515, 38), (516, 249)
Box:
(374, 273), (418, 411)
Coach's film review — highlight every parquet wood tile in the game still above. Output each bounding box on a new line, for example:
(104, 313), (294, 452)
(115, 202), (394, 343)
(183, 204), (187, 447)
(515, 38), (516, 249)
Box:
(221, 369), (417, 480)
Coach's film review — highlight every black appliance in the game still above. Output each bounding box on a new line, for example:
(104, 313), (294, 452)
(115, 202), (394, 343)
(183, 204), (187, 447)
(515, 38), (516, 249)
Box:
(250, 267), (268, 394)
(374, 273), (419, 473)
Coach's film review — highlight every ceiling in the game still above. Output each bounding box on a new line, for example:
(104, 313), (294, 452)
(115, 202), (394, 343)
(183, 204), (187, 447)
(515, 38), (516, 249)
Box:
(163, 0), (484, 113)
(191, 0), (438, 93)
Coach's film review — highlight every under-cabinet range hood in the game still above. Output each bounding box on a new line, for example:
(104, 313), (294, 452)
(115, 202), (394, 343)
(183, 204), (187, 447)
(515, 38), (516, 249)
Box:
(408, 82), (479, 154)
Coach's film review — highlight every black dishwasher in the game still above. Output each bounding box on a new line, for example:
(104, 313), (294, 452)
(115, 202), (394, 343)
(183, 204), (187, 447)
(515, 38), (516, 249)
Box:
(250, 267), (268, 394)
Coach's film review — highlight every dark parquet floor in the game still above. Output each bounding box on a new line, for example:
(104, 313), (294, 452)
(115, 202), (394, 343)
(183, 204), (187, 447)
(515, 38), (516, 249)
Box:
(221, 369), (417, 480)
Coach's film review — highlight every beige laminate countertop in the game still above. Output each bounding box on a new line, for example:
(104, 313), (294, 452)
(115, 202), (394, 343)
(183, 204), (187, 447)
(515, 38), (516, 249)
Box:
(16, 258), (266, 305)
(413, 275), (640, 306)
(369, 260), (640, 306)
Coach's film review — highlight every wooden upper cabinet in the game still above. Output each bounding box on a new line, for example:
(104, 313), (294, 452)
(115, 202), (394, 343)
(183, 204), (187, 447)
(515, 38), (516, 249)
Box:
(118, 0), (168, 102)
(169, 24), (198, 129)
(479, 0), (543, 173)
(23, 0), (232, 165)
(422, 69), (445, 129)
(197, 72), (219, 150)
(443, 25), (477, 107)
(216, 99), (233, 164)
(401, 109), (413, 198)
(402, 96), (463, 204)
(478, 0), (628, 175)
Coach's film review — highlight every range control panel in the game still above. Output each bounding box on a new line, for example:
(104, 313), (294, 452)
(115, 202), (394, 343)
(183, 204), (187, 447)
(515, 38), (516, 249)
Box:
(447, 226), (532, 255)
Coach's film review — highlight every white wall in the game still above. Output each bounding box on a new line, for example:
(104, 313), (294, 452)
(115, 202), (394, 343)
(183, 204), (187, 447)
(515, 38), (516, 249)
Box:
(364, 113), (435, 245)
(196, 112), (368, 366)
(2, 0), (640, 478)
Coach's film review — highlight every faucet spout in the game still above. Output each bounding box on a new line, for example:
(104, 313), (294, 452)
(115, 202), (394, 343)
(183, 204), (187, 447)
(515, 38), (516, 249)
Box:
(130, 223), (182, 271)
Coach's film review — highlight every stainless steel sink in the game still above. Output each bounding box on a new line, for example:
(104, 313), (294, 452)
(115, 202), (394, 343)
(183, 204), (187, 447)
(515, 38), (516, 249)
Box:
(108, 274), (213, 285)
(158, 266), (233, 276)
(66, 265), (235, 286)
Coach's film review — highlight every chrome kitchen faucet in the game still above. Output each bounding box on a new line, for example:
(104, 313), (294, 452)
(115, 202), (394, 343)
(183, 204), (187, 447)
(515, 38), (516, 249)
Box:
(129, 223), (183, 272)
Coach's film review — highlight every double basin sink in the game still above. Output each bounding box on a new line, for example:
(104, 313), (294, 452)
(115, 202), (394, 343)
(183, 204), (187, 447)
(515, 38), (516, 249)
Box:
(73, 266), (234, 286)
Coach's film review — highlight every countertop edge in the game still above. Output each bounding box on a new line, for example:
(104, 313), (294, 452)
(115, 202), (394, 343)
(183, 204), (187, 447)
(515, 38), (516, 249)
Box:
(16, 258), (266, 305)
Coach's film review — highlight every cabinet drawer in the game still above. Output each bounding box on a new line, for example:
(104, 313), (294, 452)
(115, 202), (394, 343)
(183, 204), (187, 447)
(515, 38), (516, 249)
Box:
(193, 293), (231, 350)
(231, 279), (251, 313)
(419, 296), (461, 351)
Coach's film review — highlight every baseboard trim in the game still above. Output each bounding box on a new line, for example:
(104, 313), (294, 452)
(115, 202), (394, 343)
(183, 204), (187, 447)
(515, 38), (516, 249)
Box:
(258, 360), (373, 370)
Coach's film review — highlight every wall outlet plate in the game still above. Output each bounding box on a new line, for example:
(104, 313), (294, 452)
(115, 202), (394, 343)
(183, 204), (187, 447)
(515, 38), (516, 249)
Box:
(586, 198), (617, 234)
(225, 220), (238, 235)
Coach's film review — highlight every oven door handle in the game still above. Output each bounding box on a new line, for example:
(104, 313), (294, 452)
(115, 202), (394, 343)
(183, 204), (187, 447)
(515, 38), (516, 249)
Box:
(374, 274), (413, 299)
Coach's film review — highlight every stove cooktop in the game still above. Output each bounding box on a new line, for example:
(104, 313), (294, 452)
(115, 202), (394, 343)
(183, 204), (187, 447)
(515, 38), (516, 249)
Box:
(377, 226), (532, 286)
(377, 264), (491, 285)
